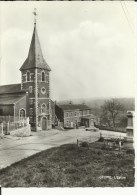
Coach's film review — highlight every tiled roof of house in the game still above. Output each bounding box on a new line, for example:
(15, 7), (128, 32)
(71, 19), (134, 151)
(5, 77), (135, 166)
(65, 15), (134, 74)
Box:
(0, 83), (25, 95)
(0, 95), (26, 105)
(20, 25), (51, 71)
(57, 104), (91, 111)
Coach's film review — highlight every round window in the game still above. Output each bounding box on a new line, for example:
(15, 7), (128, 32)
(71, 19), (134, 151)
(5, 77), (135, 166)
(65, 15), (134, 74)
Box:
(41, 87), (46, 94)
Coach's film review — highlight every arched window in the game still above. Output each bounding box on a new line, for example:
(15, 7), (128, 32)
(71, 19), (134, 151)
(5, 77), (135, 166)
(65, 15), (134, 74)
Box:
(20, 109), (25, 119)
(27, 71), (30, 82)
(29, 86), (33, 93)
(41, 104), (47, 113)
(41, 71), (45, 82)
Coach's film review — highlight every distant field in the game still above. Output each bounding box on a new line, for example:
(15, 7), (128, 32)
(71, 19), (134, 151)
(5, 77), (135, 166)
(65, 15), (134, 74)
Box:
(0, 141), (134, 187)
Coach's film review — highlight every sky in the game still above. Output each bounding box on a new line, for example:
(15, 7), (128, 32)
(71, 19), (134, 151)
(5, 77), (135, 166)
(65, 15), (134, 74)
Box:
(0, 1), (136, 101)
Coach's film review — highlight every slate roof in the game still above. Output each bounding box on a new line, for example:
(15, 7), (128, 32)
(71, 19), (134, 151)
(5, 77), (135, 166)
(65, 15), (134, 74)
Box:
(20, 25), (51, 71)
(0, 95), (26, 105)
(57, 104), (91, 111)
(0, 84), (24, 95)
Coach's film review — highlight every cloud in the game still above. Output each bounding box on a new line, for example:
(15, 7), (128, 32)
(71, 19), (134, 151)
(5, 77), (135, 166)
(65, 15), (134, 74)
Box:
(0, 2), (135, 100)
(48, 20), (135, 99)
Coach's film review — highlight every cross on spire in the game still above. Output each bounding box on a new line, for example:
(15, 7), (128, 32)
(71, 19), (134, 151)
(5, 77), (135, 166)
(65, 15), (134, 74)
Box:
(33, 8), (37, 26)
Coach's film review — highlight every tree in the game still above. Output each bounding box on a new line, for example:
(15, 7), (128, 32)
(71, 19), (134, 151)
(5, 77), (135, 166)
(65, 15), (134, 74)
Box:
(100, 99), (123, 128)
(119, 115), (128, 128)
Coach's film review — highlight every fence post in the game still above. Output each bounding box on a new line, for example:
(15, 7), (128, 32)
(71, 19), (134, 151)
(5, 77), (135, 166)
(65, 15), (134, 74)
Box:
(77, 139), (79, 149)
(7, 122), (9, 134)
(1, 123), (3, 135)
(26, 117), (29, 125)
(22, 119), (24, 127)
(119, 140), (121, 151)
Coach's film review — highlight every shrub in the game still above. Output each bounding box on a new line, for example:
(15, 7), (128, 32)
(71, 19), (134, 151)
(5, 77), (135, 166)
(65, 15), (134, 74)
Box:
(5, 132), (10, 135)
(126, 149), (135, 155)
(101, 144), (106, 150)
(97, 150), (102, 155)
(80, 142), (89, 148)
(98, 137), (104, 142)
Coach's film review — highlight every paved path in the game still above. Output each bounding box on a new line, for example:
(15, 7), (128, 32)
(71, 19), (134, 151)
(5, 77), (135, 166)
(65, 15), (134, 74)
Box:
(0, 129), (100, 170)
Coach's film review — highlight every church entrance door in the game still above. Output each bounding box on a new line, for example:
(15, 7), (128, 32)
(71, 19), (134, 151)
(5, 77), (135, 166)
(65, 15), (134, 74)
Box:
(42, 117), (47, 130)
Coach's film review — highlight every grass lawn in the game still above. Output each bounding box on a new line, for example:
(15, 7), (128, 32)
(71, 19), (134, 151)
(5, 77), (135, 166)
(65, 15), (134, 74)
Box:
(0, 141), (134, 187)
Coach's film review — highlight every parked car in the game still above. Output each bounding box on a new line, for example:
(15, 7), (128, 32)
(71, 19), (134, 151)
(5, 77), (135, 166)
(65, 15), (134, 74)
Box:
(85, 127), (99, 131)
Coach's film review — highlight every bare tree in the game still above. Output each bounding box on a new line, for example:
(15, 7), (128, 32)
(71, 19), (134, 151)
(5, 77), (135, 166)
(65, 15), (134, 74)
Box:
(100, 99), (123, 128)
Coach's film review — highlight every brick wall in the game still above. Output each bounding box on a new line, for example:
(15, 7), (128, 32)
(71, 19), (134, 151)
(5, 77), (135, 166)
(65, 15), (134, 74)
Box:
(0, 105), (14, 116)
(21, 68), (52, 130)
(14, 95), (27, 118)
(51, 100), (55, 125)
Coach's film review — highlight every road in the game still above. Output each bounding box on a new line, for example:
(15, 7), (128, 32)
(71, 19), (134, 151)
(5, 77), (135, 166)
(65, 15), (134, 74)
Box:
(0, 129), (100, 170)
(0, 129), (126, 170)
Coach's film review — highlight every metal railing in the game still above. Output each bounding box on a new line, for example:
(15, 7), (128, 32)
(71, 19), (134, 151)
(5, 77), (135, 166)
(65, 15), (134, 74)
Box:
(0, 115), (27, 123)
(0, 117), (29, 135)
(76, 131), (126, 149)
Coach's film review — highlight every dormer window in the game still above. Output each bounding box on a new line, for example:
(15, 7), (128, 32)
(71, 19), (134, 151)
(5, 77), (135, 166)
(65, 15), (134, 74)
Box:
(41, 71), (45, 82)
(27, 71), (30, 82)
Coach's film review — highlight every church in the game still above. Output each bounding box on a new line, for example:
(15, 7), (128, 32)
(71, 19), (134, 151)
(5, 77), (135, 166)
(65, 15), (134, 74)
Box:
(0, 17), (55, 131)
(0, 12), (94, 133)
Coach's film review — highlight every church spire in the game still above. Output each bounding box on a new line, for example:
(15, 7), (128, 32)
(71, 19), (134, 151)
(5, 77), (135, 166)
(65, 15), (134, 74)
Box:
(20, 10), (51, 71)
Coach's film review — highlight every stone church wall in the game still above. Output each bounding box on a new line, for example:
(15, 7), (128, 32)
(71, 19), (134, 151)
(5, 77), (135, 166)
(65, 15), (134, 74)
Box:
(0, 105), (14, 116)
(14, 96), (27, 118)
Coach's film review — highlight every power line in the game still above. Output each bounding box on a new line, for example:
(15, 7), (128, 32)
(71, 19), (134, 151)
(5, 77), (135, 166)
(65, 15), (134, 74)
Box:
(123, 1), (136, 37)
(120, 0), (135, 37)
(123, 1), (134, 24)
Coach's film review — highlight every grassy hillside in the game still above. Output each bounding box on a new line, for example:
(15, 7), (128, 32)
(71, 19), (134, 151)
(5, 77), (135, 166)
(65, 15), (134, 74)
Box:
(0, 142), (134, 187)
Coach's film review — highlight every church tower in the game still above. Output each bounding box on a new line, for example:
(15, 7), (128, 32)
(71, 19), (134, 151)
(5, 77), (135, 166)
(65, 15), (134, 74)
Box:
(20, 14), (52, 131)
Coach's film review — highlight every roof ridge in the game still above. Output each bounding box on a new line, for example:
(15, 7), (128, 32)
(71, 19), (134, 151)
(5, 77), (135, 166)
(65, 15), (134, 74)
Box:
(0, 95), (26, 105)
(0, 83), (21, 87)
(57, 103), (91, 111)
(0, 83), (23, 95)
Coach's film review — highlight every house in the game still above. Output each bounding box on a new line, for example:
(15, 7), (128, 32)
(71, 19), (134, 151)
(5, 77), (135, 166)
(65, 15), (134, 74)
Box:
(0, 19), (55, 131)
(55, 103), (94, 129)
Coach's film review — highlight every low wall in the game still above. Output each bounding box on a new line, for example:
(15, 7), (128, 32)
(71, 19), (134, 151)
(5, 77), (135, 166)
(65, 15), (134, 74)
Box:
(10, 124), (31, 137)
(96, 125), (126, 133)
(55, 126), (64, 130)
(78, 126), (85, 129)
